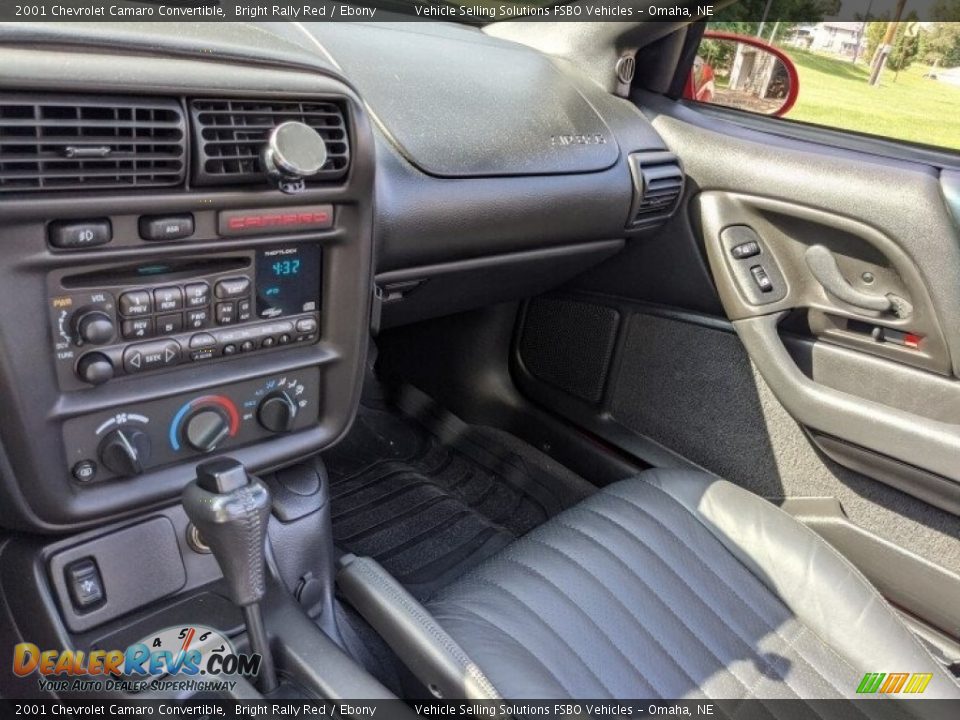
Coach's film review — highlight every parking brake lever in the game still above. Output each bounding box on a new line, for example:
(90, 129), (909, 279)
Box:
(805, 245), (910, 318)
(182, 458), (279, 693)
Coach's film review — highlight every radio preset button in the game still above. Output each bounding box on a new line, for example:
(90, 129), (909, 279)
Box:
(184, 283), (210, 308)
(240, 340), (255, 353)
(215, 302), (236, 325)
(123, 340), (181, 374)
(119, 291), (152, 317)
(185, 309), (210, 330)
(156, 313), (183, 335)
(222, 344), (237, 356)
(122, 318), (153, 341)
(154, 286), (183, 313)
(215, 277), (251, 300)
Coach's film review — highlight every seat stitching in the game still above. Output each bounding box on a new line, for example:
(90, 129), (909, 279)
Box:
(634, 475), (957, 684)
(458, 575), (618, 697)
(495, 555), (667, 697)
(508, 542), (671, 698)
(537, 523), (763, 702)
(431, 602), (576, 697)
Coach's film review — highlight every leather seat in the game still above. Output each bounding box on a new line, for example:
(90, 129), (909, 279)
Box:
(418, 469), (960, 700)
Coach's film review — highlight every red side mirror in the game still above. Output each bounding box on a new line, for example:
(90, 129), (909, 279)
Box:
(684, 31), (799, 117)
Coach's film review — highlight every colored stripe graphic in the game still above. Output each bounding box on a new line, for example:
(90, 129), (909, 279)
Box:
(879, 673), (909, 693)
(903, 673), (933, 694)
(857, 673), (885, 693)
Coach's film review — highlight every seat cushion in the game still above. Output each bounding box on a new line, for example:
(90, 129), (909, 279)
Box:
(425, 469), (959, 699)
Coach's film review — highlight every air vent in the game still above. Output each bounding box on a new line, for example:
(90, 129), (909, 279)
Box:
(190, 99), (349, 186)
(626, 151), (684, 228)
(0, 94), (186, 193)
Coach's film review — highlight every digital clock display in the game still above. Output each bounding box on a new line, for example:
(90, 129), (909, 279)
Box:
(255, 245), (321, 320)
(272, 259), (301, 276)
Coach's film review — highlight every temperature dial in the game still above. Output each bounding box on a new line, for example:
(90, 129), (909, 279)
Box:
(169, 395), (240, 453)
(257, 390), (298, 433)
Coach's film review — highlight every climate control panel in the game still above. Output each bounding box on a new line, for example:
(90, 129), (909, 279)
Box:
(62, 368), (320, 484)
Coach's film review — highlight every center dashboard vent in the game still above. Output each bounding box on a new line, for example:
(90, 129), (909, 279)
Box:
(0, 94), (186, 193)
(626, 151), (685, 228)
(189, 99), (350, 186)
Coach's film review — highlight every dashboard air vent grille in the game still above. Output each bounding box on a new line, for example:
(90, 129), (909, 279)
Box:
(190, 99), (349, 186)
(0, 94), (186, 193)
(626, 151), (684, 228)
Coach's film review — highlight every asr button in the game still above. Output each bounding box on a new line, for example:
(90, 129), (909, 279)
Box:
(123, 340), (181, 373)
(139, 214), (195, 242)
(49, 219), (112, 249)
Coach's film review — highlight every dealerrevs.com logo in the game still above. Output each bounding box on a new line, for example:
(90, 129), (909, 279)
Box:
(12, 625), (258, 693)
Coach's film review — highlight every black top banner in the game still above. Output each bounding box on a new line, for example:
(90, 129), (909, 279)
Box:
(1, 0), (958, 23)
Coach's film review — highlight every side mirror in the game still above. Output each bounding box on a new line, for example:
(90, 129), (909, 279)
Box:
(684, 31), (799, 117)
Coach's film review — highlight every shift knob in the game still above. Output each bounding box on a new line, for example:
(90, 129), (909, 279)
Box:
(182, 458), (272, 607)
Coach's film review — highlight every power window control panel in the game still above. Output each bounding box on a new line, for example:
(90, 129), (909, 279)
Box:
(720, 225), (787, 306)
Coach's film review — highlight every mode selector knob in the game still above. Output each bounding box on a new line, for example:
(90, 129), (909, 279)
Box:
(98, 427), (150, 477)
(257, 390), (298, 433)
(183, 409), (231, 453)
(73, 309), (115, 345)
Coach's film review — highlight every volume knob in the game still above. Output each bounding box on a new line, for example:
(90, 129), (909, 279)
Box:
(74, 310), (115, 345)
(257, 390), (298, 433)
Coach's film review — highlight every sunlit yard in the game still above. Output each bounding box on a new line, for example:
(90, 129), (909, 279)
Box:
(779, 48), (960, 151)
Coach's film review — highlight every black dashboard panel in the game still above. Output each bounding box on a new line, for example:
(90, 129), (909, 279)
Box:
(305, 22), (619, 177)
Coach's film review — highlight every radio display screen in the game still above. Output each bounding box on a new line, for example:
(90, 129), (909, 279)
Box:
(255, 245), (321, 319)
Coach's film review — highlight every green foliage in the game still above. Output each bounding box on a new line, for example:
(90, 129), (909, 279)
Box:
(925, 23), (960, 67)
(887, 13), (921, 73)
(865, 17), (890, 64)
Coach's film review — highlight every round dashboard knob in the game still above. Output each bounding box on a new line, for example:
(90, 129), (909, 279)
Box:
(74, 310), (115, 345)
(77, 352), (114, 386)
(261, 121), (328, 180)
(183, 408), (231, 453)
(257, 390), (298, 434)
(98, 427), (150, 477)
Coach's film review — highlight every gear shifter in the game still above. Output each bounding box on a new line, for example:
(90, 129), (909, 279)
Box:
(182, 458), (279, 693)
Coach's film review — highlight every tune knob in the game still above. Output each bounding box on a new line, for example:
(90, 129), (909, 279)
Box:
(183, 408), (231, 453)
(73, 309), (115, 345)
(98, 427), (150, 477)
(257, 390), (298, 433)
(77, 352), (115, 386)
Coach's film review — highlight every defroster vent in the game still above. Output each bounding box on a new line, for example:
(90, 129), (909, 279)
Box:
(626, 151), (684, 228)
(0, 94), (186, 193)
(190, 99), (349, 186)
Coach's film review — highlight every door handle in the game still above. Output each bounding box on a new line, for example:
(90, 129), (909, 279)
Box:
(805, 245), (896, 314)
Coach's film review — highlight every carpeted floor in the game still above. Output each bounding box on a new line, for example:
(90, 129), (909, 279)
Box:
(324, 387), (595, 599)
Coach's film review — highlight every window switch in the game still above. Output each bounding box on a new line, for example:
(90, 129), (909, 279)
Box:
(731, 241), (760, 259)
(750, 265), (774, 293)
(65, 558), (105, 611)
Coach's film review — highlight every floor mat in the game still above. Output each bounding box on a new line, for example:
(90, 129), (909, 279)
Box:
(324, 386), (595, 599)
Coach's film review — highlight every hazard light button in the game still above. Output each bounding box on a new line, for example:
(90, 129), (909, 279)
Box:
(123, 339), (181, 374)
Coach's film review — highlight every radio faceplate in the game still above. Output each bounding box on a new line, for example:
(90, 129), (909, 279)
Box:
(47, 244), (322, 390)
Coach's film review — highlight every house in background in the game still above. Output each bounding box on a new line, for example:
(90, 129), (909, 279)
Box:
(790, 21), (866, 58)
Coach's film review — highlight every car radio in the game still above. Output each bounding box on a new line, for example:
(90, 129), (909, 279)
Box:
(47, 244), (322, 390)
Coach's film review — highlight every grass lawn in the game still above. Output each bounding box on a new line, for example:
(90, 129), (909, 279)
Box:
(779, 48), (960, 152)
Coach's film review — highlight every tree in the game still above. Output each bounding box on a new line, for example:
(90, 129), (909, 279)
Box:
(925, 22), (960, 67)
(887, 12), (922, 75)
(865, 16), (890, 66)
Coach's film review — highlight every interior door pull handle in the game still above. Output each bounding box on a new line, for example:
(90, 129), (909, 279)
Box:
(805, 245), (893, 313)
